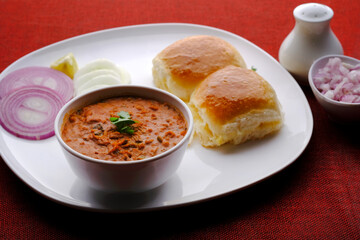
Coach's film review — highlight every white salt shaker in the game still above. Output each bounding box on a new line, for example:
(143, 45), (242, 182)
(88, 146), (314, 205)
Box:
(279, 3), (343, 85)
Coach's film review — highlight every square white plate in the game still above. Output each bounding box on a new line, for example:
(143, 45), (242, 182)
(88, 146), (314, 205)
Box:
(0, 23), (313, 212)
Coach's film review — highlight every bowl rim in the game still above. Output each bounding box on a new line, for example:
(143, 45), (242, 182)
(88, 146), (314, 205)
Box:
(308, 54), (360, 106)
(54, 84), (194, 165)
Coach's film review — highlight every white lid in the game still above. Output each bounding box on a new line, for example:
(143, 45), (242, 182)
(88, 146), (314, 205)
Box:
(294, 3), (334, 22)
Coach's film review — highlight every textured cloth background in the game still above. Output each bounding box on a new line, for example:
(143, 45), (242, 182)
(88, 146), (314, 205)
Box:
(1, 0), (359, 239)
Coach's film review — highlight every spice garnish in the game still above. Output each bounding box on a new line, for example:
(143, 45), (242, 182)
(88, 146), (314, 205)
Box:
(110, 111), (137, 134)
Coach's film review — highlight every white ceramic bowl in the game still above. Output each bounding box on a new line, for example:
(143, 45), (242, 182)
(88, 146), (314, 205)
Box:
(308, 54), (360, 123)
(55, 85), (193, 192)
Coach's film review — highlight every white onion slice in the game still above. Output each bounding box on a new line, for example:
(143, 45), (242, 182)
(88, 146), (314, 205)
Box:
(76, 84), (112, 96)
(74, 59), (130, 84)
(73, 69), (120, 89)
(73, 59), (131, 96)
(0, 66), (74, 102)
(0, 86), (65, 140)
(76, 74), (123, 95)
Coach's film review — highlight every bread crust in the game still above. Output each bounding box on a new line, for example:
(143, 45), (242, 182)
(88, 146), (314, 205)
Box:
(191, 65), (279, 124)
(189, 66), (283, 147)
(153, 36), (283, 147)
(152, 35), (246, 101)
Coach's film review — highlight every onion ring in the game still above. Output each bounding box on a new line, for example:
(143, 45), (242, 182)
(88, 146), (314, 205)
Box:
(0, 86), (66, 140)
(0, 66), (74, 102)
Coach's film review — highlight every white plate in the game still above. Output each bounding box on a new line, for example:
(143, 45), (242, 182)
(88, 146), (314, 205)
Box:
(0, 23), (313, 212)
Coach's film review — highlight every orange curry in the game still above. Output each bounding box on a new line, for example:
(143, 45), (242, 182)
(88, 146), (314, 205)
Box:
(61, 96), (187, 161)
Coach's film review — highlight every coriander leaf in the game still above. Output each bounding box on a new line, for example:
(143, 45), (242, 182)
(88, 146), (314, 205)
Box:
(120, 126), (135, 134)
(110, 117), (118, 122)
(110, 111), (137, 134)
(118, 111), (130, 119)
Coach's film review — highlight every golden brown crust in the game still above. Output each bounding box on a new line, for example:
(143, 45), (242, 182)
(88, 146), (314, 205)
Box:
(192, 65), (278, 124)
(156, 35), (246, 87)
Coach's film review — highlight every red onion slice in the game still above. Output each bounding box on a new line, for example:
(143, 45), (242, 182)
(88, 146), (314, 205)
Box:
(0, 86), (66, 140)
(0, 66), (74, 102)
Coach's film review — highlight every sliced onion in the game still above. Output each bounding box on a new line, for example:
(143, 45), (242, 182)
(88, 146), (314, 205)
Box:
(0, 86), (65, 140)
(73, 59), (131, 96)
(73, 68), (120, 89)
(76, 84), (112, 96)
(76, 74), (123, 95)
(0, 66), (74, 102)
(74, 58), (128, 82)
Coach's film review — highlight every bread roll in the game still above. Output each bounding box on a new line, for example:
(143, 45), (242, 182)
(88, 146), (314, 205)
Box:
(152, 35), (246, 102)
(188, 65), (283, 147)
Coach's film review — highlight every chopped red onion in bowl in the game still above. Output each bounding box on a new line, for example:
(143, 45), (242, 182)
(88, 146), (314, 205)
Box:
(313, 57), (360, 103)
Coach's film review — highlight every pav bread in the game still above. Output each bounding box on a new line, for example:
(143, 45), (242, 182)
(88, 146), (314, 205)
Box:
(188, 65), (283, 147)
(152, 35), (246, 102)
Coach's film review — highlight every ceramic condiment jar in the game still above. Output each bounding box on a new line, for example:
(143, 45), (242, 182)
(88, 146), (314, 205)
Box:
(279, 3), (343, 85)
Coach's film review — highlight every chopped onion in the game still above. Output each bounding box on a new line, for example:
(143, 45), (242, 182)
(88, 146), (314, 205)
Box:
(314, 57), (360, 103)
(0, 66), (74, 102)
(0, 86), (66, 140)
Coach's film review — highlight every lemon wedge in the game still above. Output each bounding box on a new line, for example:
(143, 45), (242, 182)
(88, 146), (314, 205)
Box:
(51, 53), (79, 79)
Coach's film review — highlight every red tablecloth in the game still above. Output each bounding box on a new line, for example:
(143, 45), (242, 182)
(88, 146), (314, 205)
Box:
(1, 0), (359, 239)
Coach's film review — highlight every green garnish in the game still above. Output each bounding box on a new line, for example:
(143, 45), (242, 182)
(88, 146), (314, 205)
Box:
(110, 111), (137, 134)
(251, 66), (257, 71)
